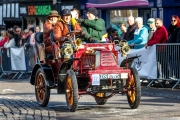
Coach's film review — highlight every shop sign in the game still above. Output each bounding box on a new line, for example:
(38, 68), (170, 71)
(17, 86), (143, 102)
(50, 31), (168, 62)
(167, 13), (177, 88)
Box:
(28, 5), (51, 15)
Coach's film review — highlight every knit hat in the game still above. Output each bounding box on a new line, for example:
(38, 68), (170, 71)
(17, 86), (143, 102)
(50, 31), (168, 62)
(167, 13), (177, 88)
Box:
(29, 27), (34, 33)
(147, 18), (155, 24)
(47, 10), (60, 18)
(87, 7), (98, 17)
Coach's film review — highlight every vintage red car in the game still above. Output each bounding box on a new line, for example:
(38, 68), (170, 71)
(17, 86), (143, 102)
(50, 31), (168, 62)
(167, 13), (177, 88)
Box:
(30, 31), (141, 112)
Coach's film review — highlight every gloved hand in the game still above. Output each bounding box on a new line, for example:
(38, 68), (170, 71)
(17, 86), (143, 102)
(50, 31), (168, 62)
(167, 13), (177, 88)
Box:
(77, 18), (84, 24)
(88, 37), (95, 43)
(60, 37), (72, 42)
(80, 30), (85, 36)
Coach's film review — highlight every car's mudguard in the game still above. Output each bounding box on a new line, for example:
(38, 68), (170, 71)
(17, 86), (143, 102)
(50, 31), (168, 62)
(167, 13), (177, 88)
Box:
(57, 59), (78, 94)
(120, 55), (141, 69)
(30, 63), (54, 88)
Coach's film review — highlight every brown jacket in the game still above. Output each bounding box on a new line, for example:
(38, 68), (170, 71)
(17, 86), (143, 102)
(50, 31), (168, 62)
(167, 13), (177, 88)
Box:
(43, 21), (55, 47)
(54, 18), (82, 45)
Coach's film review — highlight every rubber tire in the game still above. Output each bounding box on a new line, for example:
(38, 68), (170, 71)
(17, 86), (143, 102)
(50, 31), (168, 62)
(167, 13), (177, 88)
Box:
(35, 68), (50, 107)
(95, 92), (108, 105)
(65, 70), (78, 112)
(127, 67), (141, 109)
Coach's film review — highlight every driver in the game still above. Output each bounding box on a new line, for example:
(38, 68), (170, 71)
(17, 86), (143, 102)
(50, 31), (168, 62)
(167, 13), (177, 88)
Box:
(53, 9), (82, 45)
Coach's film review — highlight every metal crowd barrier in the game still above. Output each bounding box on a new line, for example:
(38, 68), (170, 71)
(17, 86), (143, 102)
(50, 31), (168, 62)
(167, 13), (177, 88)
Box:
(146, 43), (180, 90)
(0, 45), (37, 79)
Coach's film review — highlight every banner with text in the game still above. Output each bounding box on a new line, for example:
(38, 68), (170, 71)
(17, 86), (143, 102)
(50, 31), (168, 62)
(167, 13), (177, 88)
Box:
(118, 45), (157, 79)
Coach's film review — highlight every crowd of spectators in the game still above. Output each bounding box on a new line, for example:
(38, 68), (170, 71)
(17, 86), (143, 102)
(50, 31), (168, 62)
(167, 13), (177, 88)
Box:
(0, 7), (180, 76)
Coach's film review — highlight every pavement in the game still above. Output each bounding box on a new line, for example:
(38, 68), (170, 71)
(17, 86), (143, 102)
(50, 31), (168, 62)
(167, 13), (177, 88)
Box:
(0, 97), (56, 120)
(0, 78), (180, 120)
(0, 78), (56, 120)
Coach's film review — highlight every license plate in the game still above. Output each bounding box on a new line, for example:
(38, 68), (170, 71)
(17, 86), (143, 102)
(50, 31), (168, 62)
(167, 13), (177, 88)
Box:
(100, 74), (120, 79)
(92, 74), (100, 85)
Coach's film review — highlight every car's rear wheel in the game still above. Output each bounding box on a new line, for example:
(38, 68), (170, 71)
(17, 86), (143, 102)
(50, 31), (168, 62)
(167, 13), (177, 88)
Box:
(65, 70), (78, 112)
(127, 67), (141, 109)
(35, 68), (50, 107)
(95, 92), (108, 105)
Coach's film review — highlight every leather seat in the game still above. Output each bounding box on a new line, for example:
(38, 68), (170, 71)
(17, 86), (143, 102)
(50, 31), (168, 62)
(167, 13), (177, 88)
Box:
(35, 32), (43, 44)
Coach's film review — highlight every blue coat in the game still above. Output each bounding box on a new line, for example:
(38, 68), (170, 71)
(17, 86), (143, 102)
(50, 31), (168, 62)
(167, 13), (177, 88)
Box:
(128, 25), (149, 49)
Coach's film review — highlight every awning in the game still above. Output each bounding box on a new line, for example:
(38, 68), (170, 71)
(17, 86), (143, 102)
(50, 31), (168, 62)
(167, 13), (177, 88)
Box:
(86, 0), (149, 8)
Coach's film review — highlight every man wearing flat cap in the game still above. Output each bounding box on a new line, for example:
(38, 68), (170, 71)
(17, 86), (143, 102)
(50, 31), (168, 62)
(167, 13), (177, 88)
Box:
(81, 7), (105, 43)
(43, 10), (60, 53)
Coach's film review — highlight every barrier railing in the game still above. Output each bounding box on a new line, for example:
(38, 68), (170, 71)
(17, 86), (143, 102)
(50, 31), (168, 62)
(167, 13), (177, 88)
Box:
(0, 45), (37, 79)
(146, 43), (180, 90)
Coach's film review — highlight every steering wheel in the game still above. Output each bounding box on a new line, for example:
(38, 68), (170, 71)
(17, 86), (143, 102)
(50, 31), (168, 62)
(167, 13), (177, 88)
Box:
(65, 30), (82, 38)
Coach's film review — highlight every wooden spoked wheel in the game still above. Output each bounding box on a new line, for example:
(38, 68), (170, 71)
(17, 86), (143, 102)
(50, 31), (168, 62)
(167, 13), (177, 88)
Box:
(35, 68), (50, 107)
(65, 70), (78, 112)
(127, 68), (141, 109)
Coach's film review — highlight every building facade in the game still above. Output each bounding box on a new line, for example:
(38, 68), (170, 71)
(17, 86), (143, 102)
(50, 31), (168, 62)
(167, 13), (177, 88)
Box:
(0, 0), (52, 31)
(149, 0), (180, 28)
(1, 0), (180, 31)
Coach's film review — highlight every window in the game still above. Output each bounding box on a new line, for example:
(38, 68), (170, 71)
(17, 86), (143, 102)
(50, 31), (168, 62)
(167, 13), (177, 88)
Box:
(110, 9), (138, 24)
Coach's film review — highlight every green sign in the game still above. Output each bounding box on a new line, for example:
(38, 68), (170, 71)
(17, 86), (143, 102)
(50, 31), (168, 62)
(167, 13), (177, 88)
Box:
(28, 5), (51, 15)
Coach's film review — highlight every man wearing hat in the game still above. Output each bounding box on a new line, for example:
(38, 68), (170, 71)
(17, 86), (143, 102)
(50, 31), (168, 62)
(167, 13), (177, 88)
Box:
(145, 18), (168, 48)
(53, 9), (82, 45)
(147, 18), (156, 41)
(81, 7), (105, 43)
(43, 10), (60, 53)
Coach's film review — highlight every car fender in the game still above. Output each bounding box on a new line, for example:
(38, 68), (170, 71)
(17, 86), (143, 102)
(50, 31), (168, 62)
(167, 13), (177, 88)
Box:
(30, 63), (54, 87)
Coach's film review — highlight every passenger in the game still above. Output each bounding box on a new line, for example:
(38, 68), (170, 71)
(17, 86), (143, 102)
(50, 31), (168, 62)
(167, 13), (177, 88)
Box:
(4, 30), (16, 48)
(0, 30), (8, 47)
(128, 17), (149, 49)
(53, 9), (82, 45)
(81, 7), (106, 43)
(43, 10), (60, 54)
(147, 18), (156, 41)
(71, 8), (80, 20)
(123, 16), (137, 41)
(145, 18), (168, 47)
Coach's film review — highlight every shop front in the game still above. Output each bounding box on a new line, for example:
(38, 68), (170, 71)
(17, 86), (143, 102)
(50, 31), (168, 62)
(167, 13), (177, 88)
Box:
(20, 2), (52, 31)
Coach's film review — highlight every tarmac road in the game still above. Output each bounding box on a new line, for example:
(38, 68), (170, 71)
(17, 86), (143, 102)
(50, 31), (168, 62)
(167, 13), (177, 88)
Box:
(0, 78), (180, 120)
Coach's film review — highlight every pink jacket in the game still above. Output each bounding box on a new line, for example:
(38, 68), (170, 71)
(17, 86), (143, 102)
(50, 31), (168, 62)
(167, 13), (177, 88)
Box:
(30, 33), (35, 45)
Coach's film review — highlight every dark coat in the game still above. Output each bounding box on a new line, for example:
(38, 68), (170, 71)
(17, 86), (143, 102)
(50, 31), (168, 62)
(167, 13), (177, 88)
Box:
(168, 24), (178, 37)
(123, 23), (137, 41)
(167, 27), (180, 43)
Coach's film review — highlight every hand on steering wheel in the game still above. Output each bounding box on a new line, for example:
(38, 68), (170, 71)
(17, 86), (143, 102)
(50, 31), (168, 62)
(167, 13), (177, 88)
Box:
(65, 30), (85, 38)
